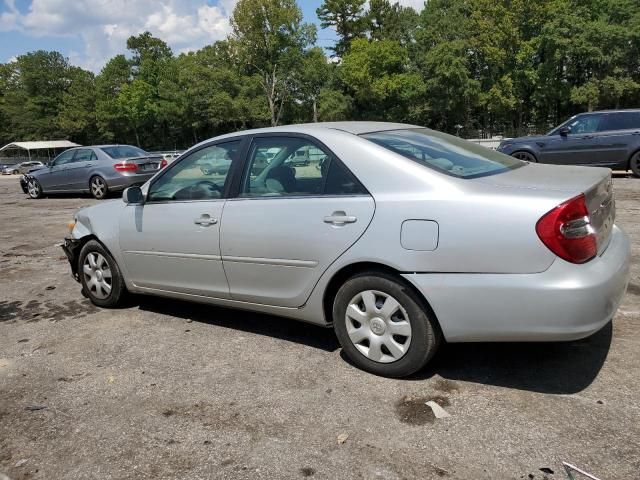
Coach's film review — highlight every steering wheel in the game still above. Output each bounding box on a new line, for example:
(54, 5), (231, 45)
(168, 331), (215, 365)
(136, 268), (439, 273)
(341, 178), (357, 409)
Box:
(193, 180), (221, 192)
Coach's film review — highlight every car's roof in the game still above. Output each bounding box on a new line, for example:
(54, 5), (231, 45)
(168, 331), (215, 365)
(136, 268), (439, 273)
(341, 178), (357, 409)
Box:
(582, 109), (640, 115)
(221, 121), (420, 138)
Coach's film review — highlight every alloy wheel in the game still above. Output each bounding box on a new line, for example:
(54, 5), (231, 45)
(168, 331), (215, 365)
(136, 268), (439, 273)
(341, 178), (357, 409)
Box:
(83, 252), (112, 299)
(27, 180), (40, 198)
(345, 290), (412, 363)
(91, 177), (106, 198)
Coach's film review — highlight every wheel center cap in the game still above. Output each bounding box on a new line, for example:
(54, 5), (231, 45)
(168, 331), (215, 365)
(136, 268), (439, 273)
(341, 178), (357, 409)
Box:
(95, 270), (103, 281)
(370, 318), (386, 336)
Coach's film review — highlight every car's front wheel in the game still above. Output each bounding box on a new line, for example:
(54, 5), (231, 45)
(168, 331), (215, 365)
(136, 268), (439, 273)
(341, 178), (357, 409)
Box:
(90, 176), (108, 199)
(511, 151), (537, 163)
(630, 151), (640, 178)
(332, 272), (441, 377)
(79, 240), (126, 308)
(27, 179), (43, 199)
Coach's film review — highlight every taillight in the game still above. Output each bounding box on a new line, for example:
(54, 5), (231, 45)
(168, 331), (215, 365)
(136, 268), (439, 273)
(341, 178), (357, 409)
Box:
(536, 193), (596, 264)
(160, 159), (168, 168)
(114, 162), (137, 172)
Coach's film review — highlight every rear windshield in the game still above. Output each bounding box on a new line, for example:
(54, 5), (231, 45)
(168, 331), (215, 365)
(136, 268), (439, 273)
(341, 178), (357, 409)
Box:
(361, 128), (524, 179)
(101, 146), (147, 159)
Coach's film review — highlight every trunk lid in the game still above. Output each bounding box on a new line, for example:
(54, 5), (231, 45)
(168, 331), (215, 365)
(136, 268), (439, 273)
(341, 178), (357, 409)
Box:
(122, 155), (164, 173)
(472, 163), (615, 254)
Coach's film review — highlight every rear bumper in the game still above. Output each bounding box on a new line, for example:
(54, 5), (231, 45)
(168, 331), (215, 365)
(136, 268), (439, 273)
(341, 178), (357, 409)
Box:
(404, 225), (631, 342)
(61, 237), (82, 282)
(106, 172), (156, 191)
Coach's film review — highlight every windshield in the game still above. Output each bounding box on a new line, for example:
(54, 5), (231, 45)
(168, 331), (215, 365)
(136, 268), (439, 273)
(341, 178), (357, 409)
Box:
(101, 145), (148, 159)
(362, 128), (524, 179)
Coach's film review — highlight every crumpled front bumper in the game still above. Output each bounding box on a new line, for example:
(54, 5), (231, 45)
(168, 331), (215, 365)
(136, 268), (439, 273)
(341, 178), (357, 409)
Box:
(60, 237), (82, 282)
(19, 175), (28, 193)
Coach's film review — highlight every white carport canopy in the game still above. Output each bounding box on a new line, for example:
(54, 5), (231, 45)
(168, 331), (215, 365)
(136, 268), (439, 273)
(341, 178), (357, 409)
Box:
(0, 140), (81, 152)
(0, 140), (81, 162)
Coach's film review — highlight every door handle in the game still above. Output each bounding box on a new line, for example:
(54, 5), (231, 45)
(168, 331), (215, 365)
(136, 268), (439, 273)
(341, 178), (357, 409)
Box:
(194, 214), (218, 226)
(582, 135), (594, 139)
(324, 211), (357, 225)
(86, 163), (93, 167)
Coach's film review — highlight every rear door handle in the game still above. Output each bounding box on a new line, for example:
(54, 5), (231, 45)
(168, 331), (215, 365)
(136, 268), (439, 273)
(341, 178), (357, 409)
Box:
(582, 135), (594, 139)
(194, 214), (218, 226)
(324, 211), (357, 225)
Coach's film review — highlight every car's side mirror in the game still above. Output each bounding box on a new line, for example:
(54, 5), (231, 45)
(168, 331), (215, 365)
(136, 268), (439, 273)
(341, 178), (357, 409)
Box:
(123, 186), (144, 205)
(559, 126), (571, 136)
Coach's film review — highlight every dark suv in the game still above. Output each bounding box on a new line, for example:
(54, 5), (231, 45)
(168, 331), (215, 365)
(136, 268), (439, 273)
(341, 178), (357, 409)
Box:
(497, 109), (640, 177)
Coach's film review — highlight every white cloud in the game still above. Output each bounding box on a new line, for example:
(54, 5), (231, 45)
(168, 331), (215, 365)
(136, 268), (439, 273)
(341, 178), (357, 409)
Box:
(5, 0), (236, 71)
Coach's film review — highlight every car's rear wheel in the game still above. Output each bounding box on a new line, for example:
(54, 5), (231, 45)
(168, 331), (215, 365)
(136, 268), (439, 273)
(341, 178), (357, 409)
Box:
(90, 176), (108, 199)
(332, 272), (440, 377)
(79, 240), (126, 308)
(27, 179), (42, 199)
(630, 151), (640, 178)
(12, 169), (19, 175)
(511, 151), (537, 163)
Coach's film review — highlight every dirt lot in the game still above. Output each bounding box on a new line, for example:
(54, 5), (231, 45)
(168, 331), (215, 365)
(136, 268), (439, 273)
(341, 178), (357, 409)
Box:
(1, 173), (639, 480)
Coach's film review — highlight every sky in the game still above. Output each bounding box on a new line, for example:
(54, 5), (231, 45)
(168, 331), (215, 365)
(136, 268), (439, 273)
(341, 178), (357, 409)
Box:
(0, 0), (424, 72)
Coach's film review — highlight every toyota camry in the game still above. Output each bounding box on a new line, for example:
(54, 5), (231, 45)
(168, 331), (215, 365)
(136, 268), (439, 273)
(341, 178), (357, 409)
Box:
(61, 122), (630, 377)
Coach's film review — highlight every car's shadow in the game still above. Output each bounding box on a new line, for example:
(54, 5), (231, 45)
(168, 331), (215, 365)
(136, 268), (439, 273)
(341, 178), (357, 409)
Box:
(133, 294), (611, 394)
(409, 321), (613, 394)
(134, 295), (340, 353)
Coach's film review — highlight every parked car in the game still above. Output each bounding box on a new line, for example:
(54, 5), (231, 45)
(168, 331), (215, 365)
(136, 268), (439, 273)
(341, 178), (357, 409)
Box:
(497, 109), (640, 177)
(286, 147), (311, 166)
(2, 161), (45, 175)
(61, 122), (630, 377)
(24, 145), (167, 200)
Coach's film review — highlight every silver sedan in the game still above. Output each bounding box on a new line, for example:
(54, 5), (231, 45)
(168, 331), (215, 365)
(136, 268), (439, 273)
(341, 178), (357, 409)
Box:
(25, 145), (166, 200)
(61, 122), (631, 377)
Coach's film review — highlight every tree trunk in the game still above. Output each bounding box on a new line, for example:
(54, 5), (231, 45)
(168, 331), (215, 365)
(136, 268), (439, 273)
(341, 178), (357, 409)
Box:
(134, 127), (141, 147)
(313, 99), (318, 123)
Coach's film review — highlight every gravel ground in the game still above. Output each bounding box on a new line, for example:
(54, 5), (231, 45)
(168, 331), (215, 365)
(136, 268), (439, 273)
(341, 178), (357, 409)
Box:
(1, 173), (639, 480)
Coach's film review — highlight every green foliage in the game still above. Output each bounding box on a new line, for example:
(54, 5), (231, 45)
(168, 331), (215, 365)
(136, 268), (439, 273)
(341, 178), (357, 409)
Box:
(1, 0), (639, 148)
(317, 0), (368, 57)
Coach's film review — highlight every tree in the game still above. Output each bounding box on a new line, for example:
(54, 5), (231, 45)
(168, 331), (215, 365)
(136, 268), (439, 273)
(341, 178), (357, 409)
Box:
(341, 38), (425, 122)
(231, 0), (316, 126)
(296, 47), (332, 122)
(368, 0), (419, 46)
(115, 79), (154, 146)
(317, 0), (368, 57)
(57, 67), (98, 144)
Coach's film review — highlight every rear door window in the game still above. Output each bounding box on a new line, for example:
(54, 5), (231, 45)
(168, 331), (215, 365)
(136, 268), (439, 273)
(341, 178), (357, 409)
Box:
(73, 149), (97, 162)
(599, 112), (640, 131)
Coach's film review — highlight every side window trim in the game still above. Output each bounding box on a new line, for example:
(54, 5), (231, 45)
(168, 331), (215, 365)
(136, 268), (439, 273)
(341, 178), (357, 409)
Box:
(145, 136), (249, 203)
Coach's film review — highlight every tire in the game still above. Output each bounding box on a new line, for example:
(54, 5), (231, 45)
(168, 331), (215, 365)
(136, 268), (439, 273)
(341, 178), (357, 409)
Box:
(90, 176), (108, 199)
(630, 151), (640, 178)
(332, 272), (441, 378)
(27, 179), (43, 199)
(78, 240), (126, 308)
(12, 169), (19, 175)
(511, 151), (537, 163)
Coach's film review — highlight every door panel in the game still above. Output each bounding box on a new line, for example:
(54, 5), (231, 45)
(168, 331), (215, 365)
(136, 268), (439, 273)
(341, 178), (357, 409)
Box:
(118, 201), (229, 297)
(117, 140), (244, 297)
(540, 113), (605, 165)
(221, 196), (375, 307)
(40, 150), (75, 190)
(67, 149), (96, 189)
